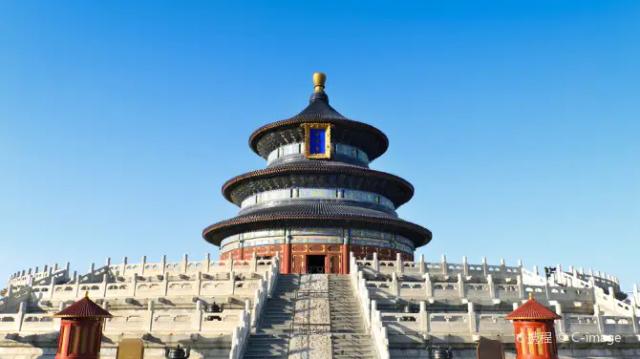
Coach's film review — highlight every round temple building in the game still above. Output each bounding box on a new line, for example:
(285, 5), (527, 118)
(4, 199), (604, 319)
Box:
(203, 73), (432, 274)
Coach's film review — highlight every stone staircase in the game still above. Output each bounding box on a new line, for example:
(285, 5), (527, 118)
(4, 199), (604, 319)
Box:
(243, 275), (300, 358)
(329, 275), (376, 359)
(242, 274), (376, 359)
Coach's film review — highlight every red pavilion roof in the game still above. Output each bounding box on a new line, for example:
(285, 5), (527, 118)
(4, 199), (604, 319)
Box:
(506, 295), (561, 321)
(53, 294), (112, 319)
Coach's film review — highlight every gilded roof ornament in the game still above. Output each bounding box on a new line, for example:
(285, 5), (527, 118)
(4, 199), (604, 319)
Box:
(313, 72), (326, 93)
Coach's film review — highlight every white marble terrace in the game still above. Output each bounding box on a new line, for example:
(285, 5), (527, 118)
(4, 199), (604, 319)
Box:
(0, 254), (280, 359)
(349, 253), (640, 359)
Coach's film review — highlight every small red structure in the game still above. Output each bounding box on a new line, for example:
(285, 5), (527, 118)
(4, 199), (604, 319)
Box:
(53, 293), (112, 359)
(506, 294), (561, 359)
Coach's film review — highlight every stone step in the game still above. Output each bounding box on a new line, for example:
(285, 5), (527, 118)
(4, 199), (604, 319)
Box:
(243, 353), (287, 359)
(332, 349), (375, 355)
(333, 340), (373, 344)
(332, 342), (374, 348)
(245, 345), (287, 352)
(246, 338), (288, 344)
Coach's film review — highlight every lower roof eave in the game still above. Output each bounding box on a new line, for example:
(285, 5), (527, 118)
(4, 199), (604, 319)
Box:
(202, 215), (432, 248)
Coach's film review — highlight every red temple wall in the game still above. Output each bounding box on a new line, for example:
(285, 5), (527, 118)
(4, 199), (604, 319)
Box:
(220, 243), (413, 274)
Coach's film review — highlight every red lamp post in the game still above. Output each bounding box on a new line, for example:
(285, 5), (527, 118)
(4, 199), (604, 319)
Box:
(53, 293), (113, 359)
(506, 294), (561, 359)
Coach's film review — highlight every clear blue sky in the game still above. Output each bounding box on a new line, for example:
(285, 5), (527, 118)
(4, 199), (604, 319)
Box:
(1, 1), (638, 290)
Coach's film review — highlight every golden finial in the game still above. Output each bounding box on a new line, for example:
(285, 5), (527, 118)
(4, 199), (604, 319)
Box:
(313, 72), (326, 93)
(528, 292), (534, 300)
(84, 290), (89, 299)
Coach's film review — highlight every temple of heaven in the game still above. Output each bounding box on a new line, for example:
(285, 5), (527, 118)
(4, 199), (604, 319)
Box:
(202, 72), (432, 274)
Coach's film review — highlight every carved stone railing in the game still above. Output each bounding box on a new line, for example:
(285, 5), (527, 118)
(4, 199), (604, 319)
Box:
(219, 256), (278, 359)
(356, 255), (640, 343)
(350, 252), (389, 359)
(229, 305), (252, 359)
(250, 256), (279, 330)
(356, 253), (522, 279)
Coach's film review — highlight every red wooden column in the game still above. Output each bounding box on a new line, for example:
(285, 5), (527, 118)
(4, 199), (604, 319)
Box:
(340, 244), (349, 274)
(238, 239), (245, 260)
(54, 293), (113, 359)
(281, 235), (292, 274)
(340, 230), (350, 274)
(506, 294), (561, 359)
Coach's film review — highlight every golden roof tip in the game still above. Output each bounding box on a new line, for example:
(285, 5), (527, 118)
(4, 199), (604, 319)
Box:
(84, 290), (89, 299)
(313, 72), (326, 93)
(528, 292), (534, 300)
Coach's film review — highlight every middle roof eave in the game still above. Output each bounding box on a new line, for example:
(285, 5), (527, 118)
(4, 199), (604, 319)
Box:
(222, 161), (415, 208)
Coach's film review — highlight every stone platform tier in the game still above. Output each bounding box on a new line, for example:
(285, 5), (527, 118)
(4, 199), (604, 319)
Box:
(0, 254), (279, 359)
(2, 253), (639, 358)
(349, 253), (640, 359)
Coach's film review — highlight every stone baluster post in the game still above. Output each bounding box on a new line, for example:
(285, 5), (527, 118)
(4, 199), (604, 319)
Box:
(555, 264), (563, 286)
(163, 274), (169, 296)
(418, 254), (425, 274)
(74, 274), (81, 298)
(487, 274), (495, 300)
(395, 253), (403, 275)
(251, 252), (258, 272)
(482, 257), (488, 276)
(593, 304), (604, 334)
(161, 255), (167, 275)
(424, 273), (433, 298)
(544, 278), (551, 299)
(102, 272), (108, 298)
(372, 252), (379, 272)
(196, 272), (202, 296)
(457, 273), (465, 298)
(231, 271), (236, 295)
(182, 253), (189, 273)
(122, 256), (128, 276)
(147, 300), (154, 333)
(516, 274), (524, 298)
(205, 253), (211, 273)
(391, 272), (400, 298)
(467, 302), (477, 334)
(441, 255), (448, 275)
(194, 300), (203, 332)
(551, 301), (565, 335)
(462, 256), (469, 276)
(16, 301), (26, 332)
(419, 301), (428, 334)
(131, 274), (138, 297)
(48, 277), (55, 300)
(141, 255), (147, 276)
